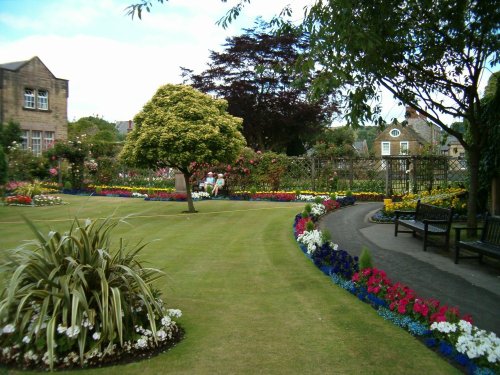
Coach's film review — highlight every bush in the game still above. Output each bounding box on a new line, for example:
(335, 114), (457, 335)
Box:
(0, 217), (182, 370)
(359, 246), (373, 270)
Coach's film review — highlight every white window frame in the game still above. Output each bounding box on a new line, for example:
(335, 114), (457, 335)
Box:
(21, 130), (29, 150)
(43, 131), (55, 150)
(31, 130), (42, 156)
(390, 129), (401, 137)
(381, 141), (391, 156)
(37, 90), (49, 110)
(24, 89), (35, 108)
(400, 141), (409, 155)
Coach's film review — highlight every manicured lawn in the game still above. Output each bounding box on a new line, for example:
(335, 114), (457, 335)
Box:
(0, 196), (460, 374)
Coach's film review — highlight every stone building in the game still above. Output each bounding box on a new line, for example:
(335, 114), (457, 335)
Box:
(0, 56), (68, 155)
(373, 107), (441, 157)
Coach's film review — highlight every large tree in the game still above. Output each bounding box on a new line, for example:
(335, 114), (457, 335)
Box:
(284, 0), (498, 227)
(181, 22), (336, 155)
(120, 84), (246, 212)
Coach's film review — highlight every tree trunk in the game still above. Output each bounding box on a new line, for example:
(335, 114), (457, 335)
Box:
(467, 148), (480, 228)
(183, 173), (197, 213)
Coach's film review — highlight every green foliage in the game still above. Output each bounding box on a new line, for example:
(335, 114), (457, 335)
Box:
(304, 203), (312, 213)
(14, 181), (44, 197)
(306, 220), (315, 232)
(329, 193), (337, 200)
(359, 246), (373, 271)
(301, 210), (309, 219)
(314, 196), (323, 204)
(64, 181), (73, 190)
(0, 146), (7, 185)
(120, 84), (246, 212)
(321, 229), (332, 243)
(312, 127), (356, 158)
(0, 121), (22, 154)
(0, 217), (175, 370)
(6, 146), (49, 182)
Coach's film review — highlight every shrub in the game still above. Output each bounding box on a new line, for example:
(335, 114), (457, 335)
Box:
(304, 203), (312, 214)
(0, 217), (182, 370)
(306, 220), (315, 232)
(359, 246), (373, 270)
(14, 180), (44, 197)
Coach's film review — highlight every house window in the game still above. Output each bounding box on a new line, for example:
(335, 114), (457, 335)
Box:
(21, 130), (29, 150)
(32, 131), (42, 156)
(381, 142), (391, 155)
(24, 89), (35, 108)
(44, 131), (55, 150)
(400, 141), (409, 155)
(390, 129), (401, 137)
(38, 90), (49, 110)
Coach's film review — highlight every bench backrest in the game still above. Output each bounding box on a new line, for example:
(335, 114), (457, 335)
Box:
(415, 200), (453, 230)
(481, 216), (500, 246)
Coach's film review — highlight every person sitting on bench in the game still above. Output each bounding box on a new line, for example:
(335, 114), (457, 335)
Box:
(200, 172), (215, 192)
(212, 173), (225, 196)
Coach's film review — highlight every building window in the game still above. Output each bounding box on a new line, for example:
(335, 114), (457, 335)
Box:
(400, 141), (409, 155)
(32, 131), (42, 156)
(21, 130), (29, 150)
(38, 90), (49, 110)
(390, 129), (401, 137)
(44, 131), (55, 150)
(381, 142), (391, 155)
(24, 89), (35, 108)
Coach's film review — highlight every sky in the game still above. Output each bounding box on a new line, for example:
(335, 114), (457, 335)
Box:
(0, 0), (494, 126)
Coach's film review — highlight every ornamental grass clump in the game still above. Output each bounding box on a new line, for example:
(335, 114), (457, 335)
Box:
(0, 217), (183, 371)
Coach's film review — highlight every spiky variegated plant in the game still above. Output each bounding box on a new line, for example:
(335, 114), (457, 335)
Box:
(0, 217), (182, 370)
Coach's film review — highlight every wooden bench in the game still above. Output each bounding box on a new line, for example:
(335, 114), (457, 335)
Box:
(454, 215), (500, 264)
(394, 200), (454, 251)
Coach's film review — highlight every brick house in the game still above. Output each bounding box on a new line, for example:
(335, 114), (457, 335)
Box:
(0, 56), (68, 155)
(373, 107), (441, 157)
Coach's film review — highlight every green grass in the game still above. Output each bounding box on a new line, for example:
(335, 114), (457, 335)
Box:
(0, 196), (460, 374)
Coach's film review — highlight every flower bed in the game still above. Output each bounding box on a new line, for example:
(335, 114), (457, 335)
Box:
(293, 203), (500, 374)
(0, 218), (183, 371)
(372, 187), (468, 223)
(5, 195), (32, 206)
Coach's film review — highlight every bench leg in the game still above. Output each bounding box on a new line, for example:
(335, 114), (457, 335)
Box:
(394, 221), (398, 237)
(423, 231), (428, 251)
(455, 245), (460, 264)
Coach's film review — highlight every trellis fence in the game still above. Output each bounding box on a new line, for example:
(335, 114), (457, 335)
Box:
(228, 156), (468, 194)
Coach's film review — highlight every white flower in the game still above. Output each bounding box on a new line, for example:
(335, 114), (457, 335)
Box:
(92, 332), (101, 340)
(22, 335), (31, 344)
(2, 324), (15, 334)
(430, 321), (457, 334)
(167, 309), (182, 318)
(156, 329), (167, 340)
(161, 316), (172, 327)
(57, 325), (67, 334)
(65, 325), (80, 339)
(136, 337), (148, 349)
(310, 203), (326, 218)
(297, 229), (324, 255)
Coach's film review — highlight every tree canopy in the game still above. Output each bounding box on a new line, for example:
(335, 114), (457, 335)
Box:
(120, 84), (246, 212)
(312, 126), (356, 158)
(182, 22), (336, 156)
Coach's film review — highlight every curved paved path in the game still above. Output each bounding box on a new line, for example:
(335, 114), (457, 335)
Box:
(320, 202), (500, 335)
